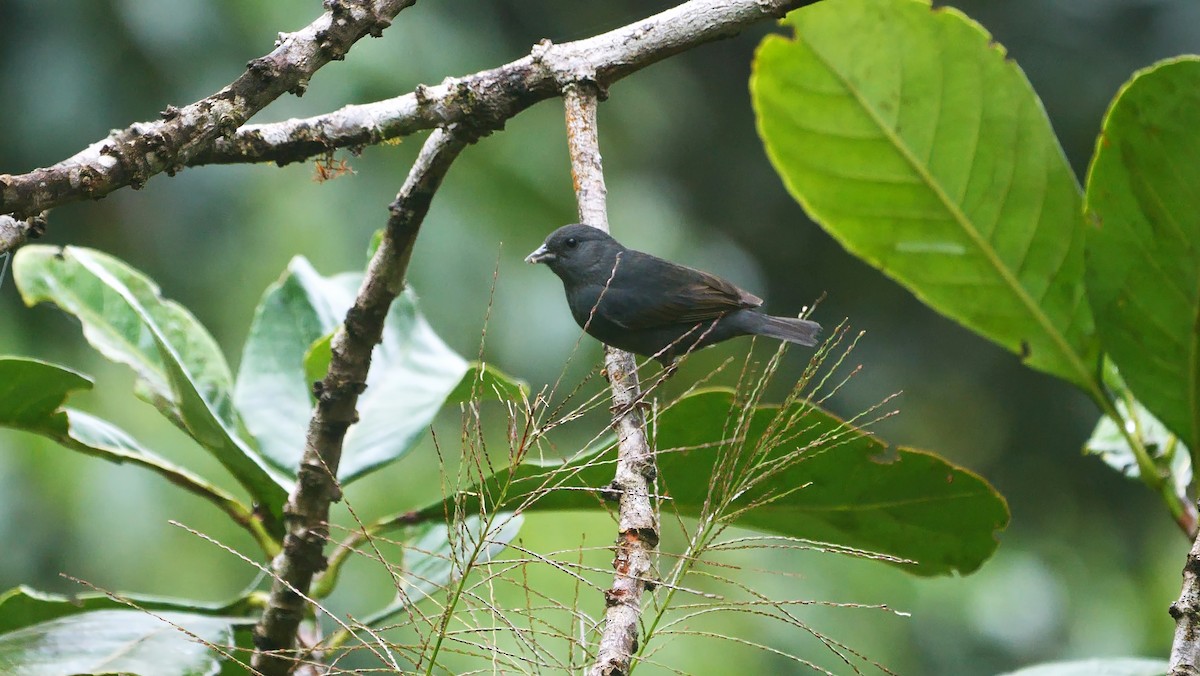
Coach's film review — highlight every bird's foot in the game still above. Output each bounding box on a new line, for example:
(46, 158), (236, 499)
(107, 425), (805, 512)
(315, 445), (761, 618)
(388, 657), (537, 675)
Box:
(600, 480), (623, 503)
(610, 399), (652, 418)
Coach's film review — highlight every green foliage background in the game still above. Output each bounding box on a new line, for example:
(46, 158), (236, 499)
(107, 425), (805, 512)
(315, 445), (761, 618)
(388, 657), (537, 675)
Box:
(1, 0), (1198, 673)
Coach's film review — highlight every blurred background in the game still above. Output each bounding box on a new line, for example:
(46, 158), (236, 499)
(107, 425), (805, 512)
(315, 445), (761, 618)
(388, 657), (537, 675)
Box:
(1, 0), (1198, 673)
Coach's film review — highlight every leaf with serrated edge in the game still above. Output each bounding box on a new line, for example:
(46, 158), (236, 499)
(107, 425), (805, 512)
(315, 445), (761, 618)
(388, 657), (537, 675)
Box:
(14, 246), (241, 428)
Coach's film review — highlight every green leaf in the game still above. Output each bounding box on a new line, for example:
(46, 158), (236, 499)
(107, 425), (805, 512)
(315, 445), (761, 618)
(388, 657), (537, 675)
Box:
(0, 609), (251, 676)
(1086, 360), (1191, 498)
(752, 0), (1097, 389)
(428, 389), (1008, 577)
(0, 358), (253, 524)
(234, 257), (351, 475)
(445, 362), (529, 405)
(303, 333), (335, 396)
(1084, 56), (1200, 454)
(0, 357), (89, 435)
(14, 246), (290, 518)
(998, 657), (1168, 676)
(15, 246), (238, 429)
(367, 228), (385, 260)
(0, 585), (259, 635)
(1087, 400), (1190, 495)
(335, 287), (479, 483)
(238, 256), (523, 483)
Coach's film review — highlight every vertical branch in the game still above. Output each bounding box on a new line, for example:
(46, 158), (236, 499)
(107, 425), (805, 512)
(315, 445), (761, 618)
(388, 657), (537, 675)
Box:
(563, 82), (660, 676)
(251, 127), (469, 676)
(1171, 527), (1200, 675)
(565, 88), (611, 232)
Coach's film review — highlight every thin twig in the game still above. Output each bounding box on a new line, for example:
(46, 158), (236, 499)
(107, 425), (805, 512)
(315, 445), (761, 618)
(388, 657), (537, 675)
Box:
(560, 83), (659, 676)
(251, 127), (470, 675)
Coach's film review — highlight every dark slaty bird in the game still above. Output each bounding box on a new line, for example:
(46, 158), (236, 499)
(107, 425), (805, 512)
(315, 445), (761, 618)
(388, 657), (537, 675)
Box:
(525, 224), (821, 365)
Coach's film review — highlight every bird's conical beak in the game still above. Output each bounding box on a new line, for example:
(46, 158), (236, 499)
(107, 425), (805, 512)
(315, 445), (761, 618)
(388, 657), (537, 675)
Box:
(525, 244), (555, 264)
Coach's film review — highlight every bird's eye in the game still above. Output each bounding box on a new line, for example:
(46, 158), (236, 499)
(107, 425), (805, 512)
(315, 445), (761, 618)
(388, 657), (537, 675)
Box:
(565, 237), (578, 249)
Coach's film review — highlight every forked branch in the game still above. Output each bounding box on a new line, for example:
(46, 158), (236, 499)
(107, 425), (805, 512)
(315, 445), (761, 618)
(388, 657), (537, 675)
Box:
(0, 0), (417, 221)
(193, 0), (808, 169)
(1, 0), (813, 256)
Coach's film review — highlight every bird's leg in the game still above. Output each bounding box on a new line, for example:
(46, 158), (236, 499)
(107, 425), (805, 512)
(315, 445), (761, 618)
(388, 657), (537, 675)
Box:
(609, 398), (652, 417)
(600, 480), (623, 503)
(657, 358), (680, 381)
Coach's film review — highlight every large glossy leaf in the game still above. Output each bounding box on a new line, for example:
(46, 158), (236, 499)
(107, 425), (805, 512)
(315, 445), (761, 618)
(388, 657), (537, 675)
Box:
(237, 256), (524, 483)
(14, 246), (289, 517)
(234, 257), (352, 475)
(752, 0), (1097, 389)
(15, 246), (237, 429)
(426, 390), (1008, 576)
(0, 357), (249, 521)
(1084, 56), (1200, 454)
(0, 609), (250, 676)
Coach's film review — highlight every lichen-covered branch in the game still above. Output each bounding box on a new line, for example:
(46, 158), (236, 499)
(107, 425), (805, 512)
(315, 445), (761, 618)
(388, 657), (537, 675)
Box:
(562, 83), (660, 676)
(1171, 527), (1200, 675)
(250, 127), (469, 675)
(0, 0), (812, 255)
(190, 0), (810, 168)
(0, 0), (416, 221)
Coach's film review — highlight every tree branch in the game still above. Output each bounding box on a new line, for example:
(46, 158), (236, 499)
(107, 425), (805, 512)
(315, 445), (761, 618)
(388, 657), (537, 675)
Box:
(0, 0), (812, 256)
(561, 83), (660, 676)
(187, 0), (810, 168)
(1171, 526), (1200, 675)
(0, 0), (416, 221)
(0, 214), (45, 254)
(250, 127), (469, 675)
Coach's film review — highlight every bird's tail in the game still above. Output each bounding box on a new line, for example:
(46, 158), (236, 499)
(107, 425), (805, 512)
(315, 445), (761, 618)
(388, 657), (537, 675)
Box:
(755, 315), (822, 347)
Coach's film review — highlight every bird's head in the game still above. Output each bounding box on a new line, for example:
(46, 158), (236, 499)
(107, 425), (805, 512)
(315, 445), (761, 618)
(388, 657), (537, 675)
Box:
(525, 224), (623, 281)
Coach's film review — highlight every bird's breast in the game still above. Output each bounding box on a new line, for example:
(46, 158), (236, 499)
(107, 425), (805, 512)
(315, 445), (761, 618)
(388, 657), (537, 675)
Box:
(565, 284), (608, 329)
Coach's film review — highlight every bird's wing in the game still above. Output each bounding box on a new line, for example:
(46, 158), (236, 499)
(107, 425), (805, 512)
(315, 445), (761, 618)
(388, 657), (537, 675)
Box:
(603, 252), (762, 329)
